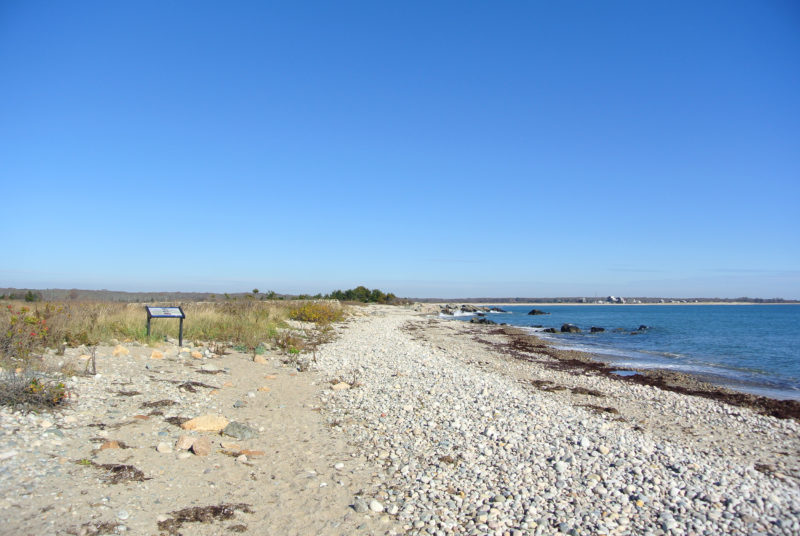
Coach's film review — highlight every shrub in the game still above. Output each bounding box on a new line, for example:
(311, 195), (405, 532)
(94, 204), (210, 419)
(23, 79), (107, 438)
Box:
(288, 302), (345, 324)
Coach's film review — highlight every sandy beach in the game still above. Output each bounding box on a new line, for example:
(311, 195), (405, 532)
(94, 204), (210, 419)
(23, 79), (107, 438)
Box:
(1, 304), (798, 535)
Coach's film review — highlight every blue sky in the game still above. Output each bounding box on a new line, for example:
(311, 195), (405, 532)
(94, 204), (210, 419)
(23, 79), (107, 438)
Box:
(1, 1), (798, 298)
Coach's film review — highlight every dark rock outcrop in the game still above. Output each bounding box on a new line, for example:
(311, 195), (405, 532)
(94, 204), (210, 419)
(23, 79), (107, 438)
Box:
(542, 327), (558, 333)
(527, 309), (549, 316)
(469, 317), (496, 325)
(590, 327), (605, 333)
(561, 323), (581, 333)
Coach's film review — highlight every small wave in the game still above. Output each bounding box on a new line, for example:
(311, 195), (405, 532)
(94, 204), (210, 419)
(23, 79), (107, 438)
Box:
(439, 311), (476, 318)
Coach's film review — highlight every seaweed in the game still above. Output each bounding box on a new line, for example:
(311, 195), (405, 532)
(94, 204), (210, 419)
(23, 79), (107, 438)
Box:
(75, 461), (149, 484)
(140, 399), (177, 409)
(157, 503), (253, 535)
(178, 381), (218, 393)
(164, 416), (189, 427)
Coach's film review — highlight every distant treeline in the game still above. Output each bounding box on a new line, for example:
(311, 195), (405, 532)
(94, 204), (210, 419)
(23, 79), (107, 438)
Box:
(1, 288), (796, 304)
(325, 286), (397, 304)
(0, 286), (403, 304)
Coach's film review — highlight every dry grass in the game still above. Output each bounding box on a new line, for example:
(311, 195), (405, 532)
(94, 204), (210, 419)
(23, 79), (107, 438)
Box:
(0, 300), (292, 355)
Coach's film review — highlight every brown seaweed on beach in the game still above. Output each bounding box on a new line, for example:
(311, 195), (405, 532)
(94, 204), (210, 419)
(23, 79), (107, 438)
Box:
(140, 399), (177, 409)
(580, 404), (620, 415)
(164, 416), (190, 427)
(157, 503), (253, 535)
(178, 381), (219, 392)
(571, 386), (605, 397)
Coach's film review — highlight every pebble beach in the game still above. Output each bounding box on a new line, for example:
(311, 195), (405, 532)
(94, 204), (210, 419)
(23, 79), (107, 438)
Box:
(1, 304), (799, 535)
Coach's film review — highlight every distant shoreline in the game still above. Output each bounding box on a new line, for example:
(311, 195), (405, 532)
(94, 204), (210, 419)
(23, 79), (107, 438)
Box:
(455, 301), (800, 306)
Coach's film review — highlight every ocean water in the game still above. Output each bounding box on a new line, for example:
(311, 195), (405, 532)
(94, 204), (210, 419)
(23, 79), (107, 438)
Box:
(446, 305), (800, 400)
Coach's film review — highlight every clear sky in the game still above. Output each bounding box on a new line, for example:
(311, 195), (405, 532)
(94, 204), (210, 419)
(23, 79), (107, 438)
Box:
(1, 1), (798, 298)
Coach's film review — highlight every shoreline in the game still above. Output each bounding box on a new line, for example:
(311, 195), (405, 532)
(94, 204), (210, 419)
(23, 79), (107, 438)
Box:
(478, 324), (800, 420)
(421, 302), (800, 403)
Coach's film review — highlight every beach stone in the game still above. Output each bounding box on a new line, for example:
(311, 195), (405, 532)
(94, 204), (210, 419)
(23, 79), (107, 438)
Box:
(156, 442), (172, 453)
(150, 350), (164, 359)
(369, 499), (384, 512)
(100, 440), (121, 450)
(190, 436), (212, 456)
(223, 422), (256, 440)
(253, 355), (268, 364)
(181, 415), (229, 432)
(353, 498), (369, 513)
(264, 374), (277, 380)
(191, 351), (203, 359)
(257, 386), (271, 392)
(332, 382), (351, 391)
(598, 445), (610, 455)
(201, 364), (219, 372)
(112, 345), (129, 357)
(175, 435), (195, 450)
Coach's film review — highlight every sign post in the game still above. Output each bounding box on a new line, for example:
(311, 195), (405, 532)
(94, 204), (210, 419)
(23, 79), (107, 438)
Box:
(145, 306), (186, 347)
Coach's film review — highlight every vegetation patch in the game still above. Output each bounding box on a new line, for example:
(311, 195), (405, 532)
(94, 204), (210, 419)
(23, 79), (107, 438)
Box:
(157, 503), (253, 536)
(0, 373), (70, 409)
(288, 302), (344, 324)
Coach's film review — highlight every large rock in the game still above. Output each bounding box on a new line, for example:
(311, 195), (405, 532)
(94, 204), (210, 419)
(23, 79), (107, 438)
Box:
(112, 345), (129, 357)
(469, 317), (496, 325)
(561, 323), (581, 333)
(590, 327), (605, 333)
(181, 414), (229, 432)
(543, 327), (558, 333)
(527, 309), (549, 315)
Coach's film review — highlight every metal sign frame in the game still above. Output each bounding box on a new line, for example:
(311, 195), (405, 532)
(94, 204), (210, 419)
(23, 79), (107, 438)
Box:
(145, 306), (186, 346)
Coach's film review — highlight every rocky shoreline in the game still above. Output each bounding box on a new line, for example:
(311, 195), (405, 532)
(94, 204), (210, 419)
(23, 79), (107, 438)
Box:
(1, 305), (799, 535)
(317, 306), (800, 535)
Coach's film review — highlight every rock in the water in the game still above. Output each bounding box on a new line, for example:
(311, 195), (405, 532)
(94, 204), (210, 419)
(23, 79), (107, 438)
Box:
(527, 309), (549, 315)
(181, 414), (229, 432)
(469, 317), (496, 325)
(590, 327), (605, 333)
(543, 327), (558, 333)
(223, 422), (257, 440)
(191, 436), (212, 456)
(561, 323), (581, 333)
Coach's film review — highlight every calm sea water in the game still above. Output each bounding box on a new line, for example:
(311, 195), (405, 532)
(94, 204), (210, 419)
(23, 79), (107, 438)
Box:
(446, 305), (800, 400)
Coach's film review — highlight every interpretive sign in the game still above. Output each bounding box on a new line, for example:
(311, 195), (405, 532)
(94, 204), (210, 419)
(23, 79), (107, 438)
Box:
(147, 307), (184, 318)
(145, 306), (186, 346)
